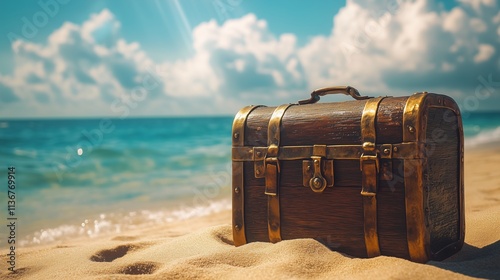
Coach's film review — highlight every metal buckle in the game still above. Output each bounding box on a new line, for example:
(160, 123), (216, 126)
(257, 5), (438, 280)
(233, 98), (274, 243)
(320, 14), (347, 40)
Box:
(360, 153), (379, 197)
(265, 157), (280, 173)
(264, 157), (280, 196)
(360, 154), (380, 173)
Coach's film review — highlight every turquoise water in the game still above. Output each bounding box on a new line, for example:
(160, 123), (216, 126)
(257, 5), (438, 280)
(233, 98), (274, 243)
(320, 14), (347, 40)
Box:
(0, 117), (234, 246)
(462, 112), (500, 148)
(0, 112), (499, 247)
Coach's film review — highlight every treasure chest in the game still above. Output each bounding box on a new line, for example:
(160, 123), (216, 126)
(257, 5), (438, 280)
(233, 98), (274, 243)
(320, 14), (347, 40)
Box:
(231, 86), (464, 263)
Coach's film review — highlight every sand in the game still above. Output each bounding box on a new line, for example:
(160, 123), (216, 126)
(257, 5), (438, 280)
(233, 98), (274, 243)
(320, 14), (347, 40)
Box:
(2, 147), (499, 279)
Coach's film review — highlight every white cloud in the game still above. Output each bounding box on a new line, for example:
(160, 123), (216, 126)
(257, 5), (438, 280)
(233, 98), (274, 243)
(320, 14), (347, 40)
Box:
(443, 8), (465, 33)
(459, 0), (496, 12)
(81, 9), (120, 46)
(494, 11), (500, 23)
(470, 18), (488, 32)
(1, 10), (308, 118)
(1, 0), (499, 117)
(474, 44), (495, 63)
(441, 62), (455, 72)
(298, 0), (500, 97)
(159, 14), (305, 99)
(0, 9), (160, 117)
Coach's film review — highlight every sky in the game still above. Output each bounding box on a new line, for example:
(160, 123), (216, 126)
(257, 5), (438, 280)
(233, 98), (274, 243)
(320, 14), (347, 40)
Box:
(0, 0), (499, 118)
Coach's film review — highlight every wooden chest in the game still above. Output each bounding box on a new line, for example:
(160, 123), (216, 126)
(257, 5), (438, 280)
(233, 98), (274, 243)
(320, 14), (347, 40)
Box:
(231, 86), (464, 263)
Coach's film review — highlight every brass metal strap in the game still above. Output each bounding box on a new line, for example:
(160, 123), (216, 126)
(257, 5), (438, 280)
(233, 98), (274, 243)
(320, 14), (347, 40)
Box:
(403, 93), (428, 263)
(266, 104), (294, 243)
(232, 142), (423, 162)
(360, 97), (384, 257)
(266, 164), (281, 242)
(232, 105), (263, 246)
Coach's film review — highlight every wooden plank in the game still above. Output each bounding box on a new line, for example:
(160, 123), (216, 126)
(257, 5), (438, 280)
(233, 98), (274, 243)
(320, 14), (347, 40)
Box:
(425, 108), (460, 254)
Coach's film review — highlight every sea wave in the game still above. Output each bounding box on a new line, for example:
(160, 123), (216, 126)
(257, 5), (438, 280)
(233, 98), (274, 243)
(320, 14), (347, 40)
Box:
(465, 126), (500, 148)
(13, 148), (38, 158)
(18, 199), (231, 247)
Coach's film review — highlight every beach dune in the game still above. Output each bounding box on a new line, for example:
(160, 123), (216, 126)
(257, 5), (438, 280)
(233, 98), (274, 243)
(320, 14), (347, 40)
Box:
(2, 148), (499, 279)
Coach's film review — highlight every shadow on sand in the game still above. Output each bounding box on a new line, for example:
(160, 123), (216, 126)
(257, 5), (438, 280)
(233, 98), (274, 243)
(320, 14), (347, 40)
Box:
(428, 241), (500, 279)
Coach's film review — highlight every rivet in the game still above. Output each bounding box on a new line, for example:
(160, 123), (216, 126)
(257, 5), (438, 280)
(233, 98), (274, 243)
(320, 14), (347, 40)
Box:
(256, 151), (262, 157)
(383, 148), (390, 155)
(363, 142), (376, 151)
(438, 98), (442, 104)
(234, 132), (239, 139)
(235, 224), (240, 230)
(307, 165), (311, 171)
(256, 127), (262, 131)
(255, 169), (261, 175)
(234, 187), (240, 194)
(393, 147), (399, 152)
(312, 178), (322, 188)
(461, 157), (464, 163)
(314, 159), (319, 164)
(408, 126), (415, 133)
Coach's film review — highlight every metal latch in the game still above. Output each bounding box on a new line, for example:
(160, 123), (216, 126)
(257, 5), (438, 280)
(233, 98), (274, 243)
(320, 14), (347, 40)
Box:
(360, 142), (380, 197)
(302, 145), (334, 193)
(263, 144), (281, 196)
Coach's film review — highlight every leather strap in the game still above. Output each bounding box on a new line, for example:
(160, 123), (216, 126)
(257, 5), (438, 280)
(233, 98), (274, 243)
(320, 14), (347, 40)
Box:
(360, 97), (384, 257)
(265, 104), (294, 243)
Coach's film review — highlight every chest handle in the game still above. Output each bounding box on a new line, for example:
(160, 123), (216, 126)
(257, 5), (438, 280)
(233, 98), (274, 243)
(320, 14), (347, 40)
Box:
(298, 86), (372, 105)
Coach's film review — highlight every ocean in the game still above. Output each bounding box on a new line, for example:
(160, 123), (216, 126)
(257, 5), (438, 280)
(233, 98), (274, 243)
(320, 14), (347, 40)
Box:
(0, 112), (499, 247)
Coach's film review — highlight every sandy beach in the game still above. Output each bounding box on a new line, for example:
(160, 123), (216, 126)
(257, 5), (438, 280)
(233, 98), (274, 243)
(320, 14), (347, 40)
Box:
(2, 146), (499, 280)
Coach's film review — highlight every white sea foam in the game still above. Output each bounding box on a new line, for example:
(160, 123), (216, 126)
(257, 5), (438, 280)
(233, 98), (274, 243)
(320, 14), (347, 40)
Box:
(187, 144), (231, 157)
(13, 148), (37, 158)
(19, 199), (231, 247)
(465, 126), (500, 148)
